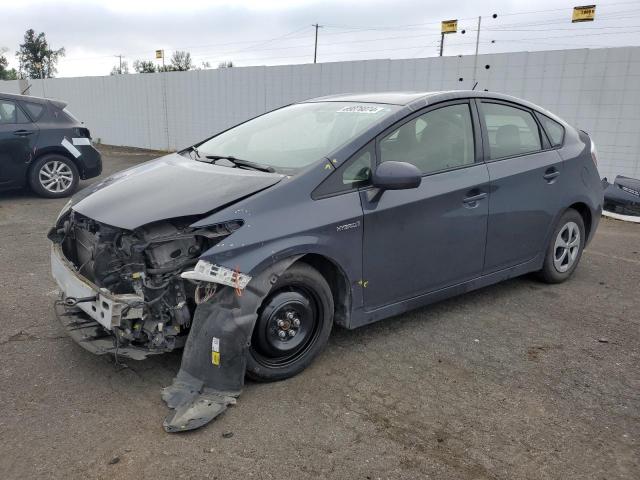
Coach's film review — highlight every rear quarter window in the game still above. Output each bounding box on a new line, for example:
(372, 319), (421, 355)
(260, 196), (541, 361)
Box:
(23, 102), (45, 121)
(535, 112), (565, 147)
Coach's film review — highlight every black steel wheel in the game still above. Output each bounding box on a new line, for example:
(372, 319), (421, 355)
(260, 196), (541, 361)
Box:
(246, 263), (334, 381)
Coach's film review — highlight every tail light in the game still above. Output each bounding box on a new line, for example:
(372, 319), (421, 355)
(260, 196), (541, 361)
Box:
(74, 127), (91, 139)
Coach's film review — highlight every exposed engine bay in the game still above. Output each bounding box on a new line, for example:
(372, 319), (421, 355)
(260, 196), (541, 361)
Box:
(50, 210), (243, 353)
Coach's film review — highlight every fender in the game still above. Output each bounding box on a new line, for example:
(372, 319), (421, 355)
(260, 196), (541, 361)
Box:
(162, 255), (302, 432)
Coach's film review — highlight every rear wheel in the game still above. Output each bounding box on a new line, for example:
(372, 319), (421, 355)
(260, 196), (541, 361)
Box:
(29, 154), (79, 198)
(538, 209), (585, 283)
(246, 263), (334, 382)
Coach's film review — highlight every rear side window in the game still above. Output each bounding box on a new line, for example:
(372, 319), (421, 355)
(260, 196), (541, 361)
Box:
(23, 102), (45, 121)
(481, 103), (542, 159)
(535, 112), (565, 147)
(0, 101), (17, 124)
(0, 100), (30, 124)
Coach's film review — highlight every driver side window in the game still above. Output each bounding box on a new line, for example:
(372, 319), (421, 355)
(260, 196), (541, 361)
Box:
(379, 103), (475, 174)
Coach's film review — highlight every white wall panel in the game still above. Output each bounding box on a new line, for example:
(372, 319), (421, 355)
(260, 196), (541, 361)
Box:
(1, 46), (639, 179)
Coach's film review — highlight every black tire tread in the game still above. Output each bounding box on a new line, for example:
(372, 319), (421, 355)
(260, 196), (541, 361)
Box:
(246, 262), (334, 382)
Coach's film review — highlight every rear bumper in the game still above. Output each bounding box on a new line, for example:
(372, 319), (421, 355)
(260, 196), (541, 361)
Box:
(77, 144), (102, 179)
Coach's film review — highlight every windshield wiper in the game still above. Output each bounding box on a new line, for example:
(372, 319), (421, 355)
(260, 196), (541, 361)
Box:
(205, 155), (275, 173)
(187, 145), (201, 159)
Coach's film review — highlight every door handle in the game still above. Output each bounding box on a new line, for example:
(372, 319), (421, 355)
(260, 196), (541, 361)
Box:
(543, 168), (560, 182)
(463, 192), (487, 203)
(13, 130), (34, 136)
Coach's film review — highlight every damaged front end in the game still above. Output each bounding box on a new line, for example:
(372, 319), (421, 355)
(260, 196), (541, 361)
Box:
(49, 210), (244, 358)
(49, 208), (300, 432)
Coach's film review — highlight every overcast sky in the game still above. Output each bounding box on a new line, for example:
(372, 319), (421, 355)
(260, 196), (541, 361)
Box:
(2, 0), (640, 78)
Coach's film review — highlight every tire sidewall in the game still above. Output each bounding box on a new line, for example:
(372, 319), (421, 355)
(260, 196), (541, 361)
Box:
(29, 154), (79, 198)
(246, 263), (334, 382)
(541, 209), (586, 283)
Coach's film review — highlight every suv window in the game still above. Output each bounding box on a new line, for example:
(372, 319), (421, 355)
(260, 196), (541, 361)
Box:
(535, 112), (565, 147)
(481, 102), (542, 159)
(23, 102), (45, 121)
(0, 100), (17, 124)
(379, 103), (475, 174)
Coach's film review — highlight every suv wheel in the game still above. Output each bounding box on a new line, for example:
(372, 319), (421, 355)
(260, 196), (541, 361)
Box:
(29, 154), (79, 198)
(538, 209), (586, 283)
(246, 263), (334, 382)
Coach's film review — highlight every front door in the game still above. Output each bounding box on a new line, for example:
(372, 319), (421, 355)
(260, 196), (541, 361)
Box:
(361, 100), (490, 310)
(0, 98), (39, 188)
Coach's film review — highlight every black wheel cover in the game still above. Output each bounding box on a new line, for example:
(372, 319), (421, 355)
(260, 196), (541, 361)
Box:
(251, 285), (323, 368)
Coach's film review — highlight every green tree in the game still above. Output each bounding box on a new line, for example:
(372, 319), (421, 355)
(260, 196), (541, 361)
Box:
(218, 60), (234, 68)
(110, 61), (129, 75)
(16, 29), (65, 78)
(170, 51), (192, 71)
(0, 48), (18, 80)
(133, 60), (156, 73)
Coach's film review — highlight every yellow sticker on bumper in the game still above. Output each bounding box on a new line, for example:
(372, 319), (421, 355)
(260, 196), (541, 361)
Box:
(212, 337), (220, 366)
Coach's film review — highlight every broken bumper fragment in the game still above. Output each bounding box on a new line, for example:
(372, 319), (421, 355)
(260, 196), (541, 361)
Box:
(181, 260), (251, 289)
(51, 243), (143, 329)
(51, 243), (157, 360)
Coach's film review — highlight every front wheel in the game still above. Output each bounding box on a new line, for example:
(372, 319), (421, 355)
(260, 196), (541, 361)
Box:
(538, 209), (585, 283)
(246, 263), (334, 382)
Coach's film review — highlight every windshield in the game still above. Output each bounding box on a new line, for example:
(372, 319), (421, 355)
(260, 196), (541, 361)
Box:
(196, 102), (398, 174)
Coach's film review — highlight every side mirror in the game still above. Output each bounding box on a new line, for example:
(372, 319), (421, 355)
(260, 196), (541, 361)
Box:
(372, 161), (422, 190)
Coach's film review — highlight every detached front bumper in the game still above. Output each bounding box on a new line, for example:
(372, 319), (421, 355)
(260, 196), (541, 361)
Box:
(50, 243), (157, 360)
(51, 243), (143, 329)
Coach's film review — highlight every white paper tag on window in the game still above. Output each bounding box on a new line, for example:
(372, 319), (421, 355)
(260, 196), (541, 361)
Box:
(337, 105), (384, 114)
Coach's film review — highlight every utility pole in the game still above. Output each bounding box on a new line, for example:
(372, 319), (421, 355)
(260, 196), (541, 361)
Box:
(312, 23), (322, 63)
(439, 33), (444, 56)
(471, 16), (481, 86)
(115, 54), (123, 74)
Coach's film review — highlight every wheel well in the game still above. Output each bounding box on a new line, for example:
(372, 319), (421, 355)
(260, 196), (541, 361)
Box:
(568, 202), (592, 239)
(28, 149), (81, 180)
(297, 254), (351, 328)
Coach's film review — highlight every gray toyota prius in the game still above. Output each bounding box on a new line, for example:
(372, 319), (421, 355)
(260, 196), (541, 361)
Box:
(49, 90), (603, 431)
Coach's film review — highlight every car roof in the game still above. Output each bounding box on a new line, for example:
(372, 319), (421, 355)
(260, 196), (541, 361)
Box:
(0, 92), (66, 109)
(303, 90), (564, 124)
(304, 90), (542, 109)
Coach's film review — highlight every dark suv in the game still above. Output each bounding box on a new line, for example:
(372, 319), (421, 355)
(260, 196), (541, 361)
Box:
(0, 93), (101, 197)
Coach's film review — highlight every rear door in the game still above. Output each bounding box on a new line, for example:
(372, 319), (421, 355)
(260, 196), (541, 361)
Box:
(0, 98), (39, 188)
(477, 99), (565, 273)
(361, 100), (490, 309)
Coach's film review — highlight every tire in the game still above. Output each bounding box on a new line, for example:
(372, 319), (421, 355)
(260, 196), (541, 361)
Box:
(538, 209), (586, 284)
(246, 263), (334, 382)
(28, 154), (79, 198)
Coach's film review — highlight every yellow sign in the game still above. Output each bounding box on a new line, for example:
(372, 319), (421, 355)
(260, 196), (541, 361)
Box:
(572, 5), (596, 23)
(155, 49), (164, 59)
(441, 19), (458, 34)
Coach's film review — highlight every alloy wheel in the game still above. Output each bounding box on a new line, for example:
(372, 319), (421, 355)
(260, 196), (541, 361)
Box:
(39, 160), (74, 194)
(553, 221), (581, 273)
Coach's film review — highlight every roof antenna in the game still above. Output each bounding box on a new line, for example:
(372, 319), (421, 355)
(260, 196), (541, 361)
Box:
(472, 81), (478, 90)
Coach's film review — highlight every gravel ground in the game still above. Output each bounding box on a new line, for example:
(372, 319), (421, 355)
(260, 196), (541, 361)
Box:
(0, 146), (638, 480)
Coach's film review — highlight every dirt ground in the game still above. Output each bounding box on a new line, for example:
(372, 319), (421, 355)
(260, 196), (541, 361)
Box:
(0, 146), (638, 480)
